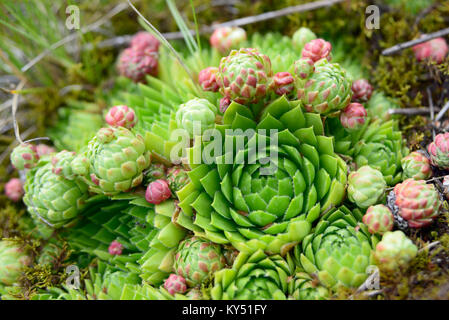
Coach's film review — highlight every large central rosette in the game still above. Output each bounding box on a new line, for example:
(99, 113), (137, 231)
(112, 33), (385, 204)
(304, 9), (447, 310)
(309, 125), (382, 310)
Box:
(176, 96), (347, 255)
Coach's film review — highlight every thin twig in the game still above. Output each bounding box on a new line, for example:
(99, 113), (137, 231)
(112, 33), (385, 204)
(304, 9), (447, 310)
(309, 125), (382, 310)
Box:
(428, 86), (436, 139)
(11, 80), (26, 144)
(436, 101), (449, 122)
(21, 3), (128, 73)
(388, 107), (442, 115)
(382, 27), (449, 56)
(418, 241), (440, 253)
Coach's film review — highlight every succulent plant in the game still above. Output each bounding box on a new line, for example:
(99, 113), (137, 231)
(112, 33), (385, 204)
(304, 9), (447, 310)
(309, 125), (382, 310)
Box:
(145, 179), (172, 204)
(301, 39), (332, 62)
(401, 151), (432, 180)
(73, 127), (151, 195)
(143, 163), (167, 186)
(108, 240), (123, 255)
(24, 157), (89, 228)
(211, 249), (294, 300)
(198, 67), (219, 92)
(130, 31), (160, 52)
(292, 27), (317, 54)
(105, 105), (137, 129)
(329, 118), (407, 185)
(37, 242), (60, 266)
(164, 274), (187, 296)
(48, 101), (103, 153)
(271, 72), (295, 96)
(10, 143), (39, 170)
(35, 144), (56, 157)
(4, 178), (24, 202)
(51, 150), (77, 180)
(287, 271), (329, 300)
(365, 91), (399, 121)
(138, 200), (187, 286)
(175, 98), (217, 137)
(412, 37), (448, 64)
(176, 96), (347, 255)
(166, 165), (190, 192)
(117, 47), (158, 83)
(0, 240), (31, 286)
(351, 79), (373, 102)
(210, 27), (247, 54)
(348, 166), (387, 209)
(340, 103), (367, 132)
(174, 236), (226, 287)
(362, 205), (394, 235)
(292, 58), (352, 116)
(217, 48), (273, 109)
(374, 231), (417, 271)
(393, 179), (441, 228)
(294, 206), (377, 289)
(428, 133), (449, 170)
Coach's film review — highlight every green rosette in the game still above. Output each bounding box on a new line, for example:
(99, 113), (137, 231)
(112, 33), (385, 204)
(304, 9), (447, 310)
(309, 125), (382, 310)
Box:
(23, 156), (89, 228)
(326, 117), (408, 185)
(211, 249), (295, 300)
(294, 206), (378, 289)
(175, 96), (347, 255)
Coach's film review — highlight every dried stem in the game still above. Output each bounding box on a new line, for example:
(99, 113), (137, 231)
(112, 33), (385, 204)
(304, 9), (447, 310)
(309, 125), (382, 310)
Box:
(388, 107), (441, 115)
(382, 27), (449, 56)
(87, 0), (345, 50)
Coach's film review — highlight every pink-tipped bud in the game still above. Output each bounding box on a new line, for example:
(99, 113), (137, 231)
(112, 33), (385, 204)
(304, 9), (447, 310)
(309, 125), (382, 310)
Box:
(145, 179), (172, 204)
(220, 97), (231, 113)
(413, 37), (448, 64)
(108, 240), (123, 255)
(130, 31), (160, 52)
(35, 144), (56, 157)
(340, 103), (367, 132)
(117, 47), (158, 83)
(301, 39), (332, 62)
(427, 132), (449, 170)
(272, 72), (295, 96)
(210, 27), (247, 54)
(164, 274), (187, 296)
(198, 67), (219, 92)
(4, 178), (23, 202)
(351, 79), (373, 102)
(105, 105), (137, 129)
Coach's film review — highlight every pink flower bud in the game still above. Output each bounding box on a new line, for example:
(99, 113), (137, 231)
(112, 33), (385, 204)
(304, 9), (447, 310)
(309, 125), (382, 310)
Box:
(105, 105), (137, 129)
(340, 103), (367, 132)
(220, 97), (231, 113)
(117, 47), (158, 83)
(198, 67), (219, 92)
(145, 179), (172, 204)
(108, 240), (123, 255)
(164, 274), (187, 296)
(210, 27), (247, 54)
(35, 144), (56, 157)
(272, 72), (295, 96)
(130, 32), (160, 52)
(413, 38), (448, 64)
(4, 178), (23, 202)
(428, 132), (449, 169)
(351, 79), (373, 102)
(301, 39), (332, 62)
